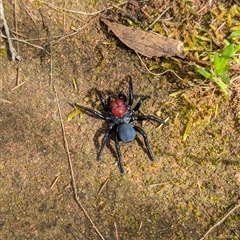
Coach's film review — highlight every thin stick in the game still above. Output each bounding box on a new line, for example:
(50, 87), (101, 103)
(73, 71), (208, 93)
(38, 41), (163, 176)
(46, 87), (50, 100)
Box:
(49, 47), (53, 88)
(41, 1), (128, 16)
(13, 0), (21, 86)
(148, 181), (170, 187)
(114, 222), (119, 240)
(0, 98), (13, 104)
(50, 175), (59, 190)
(200, 203), (240, 240)
(135, 51), (184, 81)
(137, 221), (143, 233)
(145, 7), (170, 30)
(1, 15), (97, 52)
(50, 42), (104, 239)
(15, 66), (20, 86)
(14, 0), (18, 49)
(10, 81), (25, 91)
(63, 0), (66, 33)
(23, 5), (37, 25)
(41, 0), (85, 24)
(0, 0), (20, 60)
(49, 16), (98, 45)
(156, 116), (169, 130)
(97, 178), (109, 195)
(55, 89), (105, 240)
(0, 33), (49, 52)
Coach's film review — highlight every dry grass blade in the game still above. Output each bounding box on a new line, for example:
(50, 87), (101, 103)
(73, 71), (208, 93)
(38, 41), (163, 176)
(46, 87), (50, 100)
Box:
(200, 203), (240, 240)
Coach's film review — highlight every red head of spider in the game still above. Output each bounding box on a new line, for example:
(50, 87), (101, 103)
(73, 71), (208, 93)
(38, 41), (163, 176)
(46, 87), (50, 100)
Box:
(110, 98), (127, 118)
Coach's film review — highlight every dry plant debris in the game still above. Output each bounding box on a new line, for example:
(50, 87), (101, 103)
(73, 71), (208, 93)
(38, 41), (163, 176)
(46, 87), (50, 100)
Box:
(101, 18), (185, 59)
(0, 0), (20, 60)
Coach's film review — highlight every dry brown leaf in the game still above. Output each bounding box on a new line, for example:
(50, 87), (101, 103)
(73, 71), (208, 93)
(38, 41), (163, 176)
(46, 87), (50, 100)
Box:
(101, 19), (184, 59)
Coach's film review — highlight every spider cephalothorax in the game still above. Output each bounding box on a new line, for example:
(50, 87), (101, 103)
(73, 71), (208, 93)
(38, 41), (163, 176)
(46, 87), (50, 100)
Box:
(74, 76), (168, 173)
(110, 98), (127, 118)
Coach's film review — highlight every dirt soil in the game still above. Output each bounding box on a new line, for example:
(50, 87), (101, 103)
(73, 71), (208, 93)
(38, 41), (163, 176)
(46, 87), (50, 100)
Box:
(1, 0), (240, 239)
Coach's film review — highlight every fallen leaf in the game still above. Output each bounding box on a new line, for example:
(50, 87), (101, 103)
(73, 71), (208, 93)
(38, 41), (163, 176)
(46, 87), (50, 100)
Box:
(101, 19), (184, 59)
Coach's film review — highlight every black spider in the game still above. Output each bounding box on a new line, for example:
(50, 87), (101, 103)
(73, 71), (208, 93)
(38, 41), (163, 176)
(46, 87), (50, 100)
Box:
(74, 76), (168, 173)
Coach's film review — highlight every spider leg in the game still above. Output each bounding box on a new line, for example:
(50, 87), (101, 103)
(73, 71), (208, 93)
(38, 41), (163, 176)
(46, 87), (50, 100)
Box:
(107, 92), (112, 111)
(118, 91), (127, 102)
(132, 96), (150, 112)
(97, 123), (116, 160)
(128, 76), (134, 106)
(74, 104), (110, 120)
(134, 125), (154, 161)
(96, 89), (110, 112)
(133, 115), (168, 124)
(115, 134), (125, 173)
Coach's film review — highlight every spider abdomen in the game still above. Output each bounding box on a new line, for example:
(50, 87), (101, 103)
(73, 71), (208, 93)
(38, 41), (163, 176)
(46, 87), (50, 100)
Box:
(110, 99), (127, 118)
(117, 123), (136, 143)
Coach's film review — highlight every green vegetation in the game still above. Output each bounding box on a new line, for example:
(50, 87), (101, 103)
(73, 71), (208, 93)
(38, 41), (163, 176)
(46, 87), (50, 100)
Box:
(198, 36), (240, 95)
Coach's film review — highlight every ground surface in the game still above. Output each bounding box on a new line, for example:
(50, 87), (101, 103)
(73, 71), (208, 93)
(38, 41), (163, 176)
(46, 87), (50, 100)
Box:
(0, 0), (240, 239)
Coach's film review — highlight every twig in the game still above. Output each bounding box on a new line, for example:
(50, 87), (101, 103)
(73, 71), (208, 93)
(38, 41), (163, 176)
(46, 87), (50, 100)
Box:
(50, 174), (59, 190)
(49, 47), (53, 87)
(13, 0), (18, 47)
(41, 1), (128, 16)
(0, 0), (20, 60)
(0, 33), (49, 52)
(135, 51), (184, 82)
(154, 116), (169, 130)
(200, 203), (240, 240)
(0, 98), (13, 104)
(10, 81), (25, 91)
(114, 222), (119, 240)
(49, 25), (88, 45)
(54, 88), (105, 240)
(145, 7), (170, 30)
(137, 221), (143, 233)
(50, 43), (104, 238)
(13, 0), (21, 86)
(42, 0), (84, 24)
(48, 33), (104, 238)
(148, 181), (170, 187)
(1, 14), (97, 53)
(15, 65), (20, 86)
(49, 16), (98, 45)
(63, 0), (66, 32)
(97, 177), (109, 195)
(23, 5), (37, 25)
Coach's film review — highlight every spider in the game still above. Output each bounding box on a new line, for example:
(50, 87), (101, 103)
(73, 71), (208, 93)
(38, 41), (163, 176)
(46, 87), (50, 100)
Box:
(74, 76), (168, 173)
